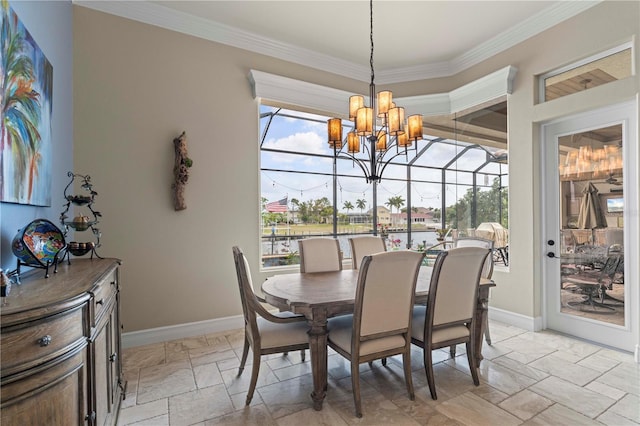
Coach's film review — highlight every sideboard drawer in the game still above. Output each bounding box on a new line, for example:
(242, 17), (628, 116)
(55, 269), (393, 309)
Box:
(1, 343), (88, 426)
(1, 306), (86, 377)
(92, 270), (117, 326)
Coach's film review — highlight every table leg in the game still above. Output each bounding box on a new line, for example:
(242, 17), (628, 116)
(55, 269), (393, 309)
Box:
(474, 286), (490, 368)
(307, 315), (328, 411)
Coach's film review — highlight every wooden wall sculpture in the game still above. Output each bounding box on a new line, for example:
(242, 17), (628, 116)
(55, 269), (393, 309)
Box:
(172, 131), (193, 211)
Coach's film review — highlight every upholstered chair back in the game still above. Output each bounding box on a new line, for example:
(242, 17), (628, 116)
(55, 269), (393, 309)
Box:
(453, 237), (495, 279)
(298, 238), (342, 273)
(429, 247), (489, 328)
(349, 236), (387, 269)
(356, 251), (424, 339)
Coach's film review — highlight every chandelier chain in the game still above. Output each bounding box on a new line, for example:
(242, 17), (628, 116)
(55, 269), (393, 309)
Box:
(369, 0), (375, 86)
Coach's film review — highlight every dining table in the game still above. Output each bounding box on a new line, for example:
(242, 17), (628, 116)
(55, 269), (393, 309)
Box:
(261, 266), (495, 411)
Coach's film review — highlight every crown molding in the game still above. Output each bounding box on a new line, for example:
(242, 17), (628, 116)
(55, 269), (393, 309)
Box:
(249, 65), (517, 118)
(450, 1), (601, 75)
(249, 70), (352, 117)
(75, 1), (599, 84)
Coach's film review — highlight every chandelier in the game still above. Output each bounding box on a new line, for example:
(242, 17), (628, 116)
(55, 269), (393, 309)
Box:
(561, 144), (622, 180)
(327, 0), (423, 184)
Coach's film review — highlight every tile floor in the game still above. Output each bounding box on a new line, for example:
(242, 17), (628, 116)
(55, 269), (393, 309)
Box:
(117, 321), (639, 426)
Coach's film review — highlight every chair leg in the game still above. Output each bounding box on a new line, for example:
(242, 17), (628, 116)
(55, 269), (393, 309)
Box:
(424, 346), (437, 400)
(402, 350), (415, 401)
(238, 336), (250, 376)
(382, 357), (387, 366)
(484, 315), (492, 345)
(246, 350), (261, 405)
(449, 344), (456, 357)
(351, 361), (363, 417)
(300, 349), (305, 362)
(466, 341), (480, 386)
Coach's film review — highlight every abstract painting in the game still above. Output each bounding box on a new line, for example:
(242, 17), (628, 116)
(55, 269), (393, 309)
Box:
(1, 1), (53, 206)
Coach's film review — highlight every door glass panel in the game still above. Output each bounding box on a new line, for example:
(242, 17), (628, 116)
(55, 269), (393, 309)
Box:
(558, 125), (624, 325)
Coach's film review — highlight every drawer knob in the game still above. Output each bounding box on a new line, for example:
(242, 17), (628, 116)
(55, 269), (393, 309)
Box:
(38, 335), (52, 347)
(96, 299), (104, 306)
(109, 353), (118, 362)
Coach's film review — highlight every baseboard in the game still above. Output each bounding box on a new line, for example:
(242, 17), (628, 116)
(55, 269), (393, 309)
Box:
(122, 314), (244, 349)
(123, 308), (542, 349)
(488, 306), (540, 331)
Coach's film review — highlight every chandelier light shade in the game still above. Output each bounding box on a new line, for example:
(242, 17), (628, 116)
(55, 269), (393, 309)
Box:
(347, 132), (360, 153)
(328, 118), (343, 148)
(397, 131), (410, 147)
(326, 0), (424, 185)
(356, 107), (374, 136)
(375, 130), (387, 151)
(561, 143), (622, 179)
(408, 114), (424, 142)
(388, 106), (405, 136)
(377, 91), (392, 117)
(349, 95), (364, 120)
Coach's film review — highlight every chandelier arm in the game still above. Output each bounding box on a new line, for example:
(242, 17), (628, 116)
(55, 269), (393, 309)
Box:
(336, 152), (372, 180)
(376, 150), (414, 180)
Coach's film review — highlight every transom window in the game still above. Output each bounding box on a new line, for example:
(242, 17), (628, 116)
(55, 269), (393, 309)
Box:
(540, 43), (632, 102)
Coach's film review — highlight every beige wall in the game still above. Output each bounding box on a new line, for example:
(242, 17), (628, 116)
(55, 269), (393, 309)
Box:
(74, 2), (639, 333)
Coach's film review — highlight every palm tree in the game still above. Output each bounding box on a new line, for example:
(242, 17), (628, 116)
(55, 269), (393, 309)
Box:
(290, 198), (300, 211)
(356, 198), (366, 214)
(385, 196), (405, 226)
(343, 201), (354, 225)
(1, 3), (43, 202)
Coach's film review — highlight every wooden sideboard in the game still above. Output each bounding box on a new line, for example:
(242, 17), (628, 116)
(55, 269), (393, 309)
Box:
(1, 258), (124, 426)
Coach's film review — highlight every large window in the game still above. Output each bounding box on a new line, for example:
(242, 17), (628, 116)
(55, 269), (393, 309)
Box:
(260, 100), (509, 269)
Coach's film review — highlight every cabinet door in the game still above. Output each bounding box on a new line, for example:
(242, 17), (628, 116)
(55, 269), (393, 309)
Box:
(93, 301), (123, 426)
(93, 319), (110, 426)
(1, 345), (88, 426)
(108, 291), (123, 405)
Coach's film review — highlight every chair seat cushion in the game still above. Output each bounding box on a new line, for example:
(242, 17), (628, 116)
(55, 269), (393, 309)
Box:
(255, 317), (309, 349)
(272, 311), (306, 320)
(411, 306), (470, 344)
(328, 315), (406, 356)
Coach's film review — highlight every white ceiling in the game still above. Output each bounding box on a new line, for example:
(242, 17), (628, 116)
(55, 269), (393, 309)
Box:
(75, 0), (600, 83)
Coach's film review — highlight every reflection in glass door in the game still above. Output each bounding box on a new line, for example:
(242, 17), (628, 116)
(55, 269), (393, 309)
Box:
(558, 126), (624, 326)
(542, 101), (637, 354)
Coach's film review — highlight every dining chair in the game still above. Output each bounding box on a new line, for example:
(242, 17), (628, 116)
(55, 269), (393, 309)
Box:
(298, 237), (342, 273)
(348, 236), (387, 269)
(411, 246), (490, 400)
(450, 236), (494, 356)
(232, 246), (310, 405)
(327, 250), (425, 417)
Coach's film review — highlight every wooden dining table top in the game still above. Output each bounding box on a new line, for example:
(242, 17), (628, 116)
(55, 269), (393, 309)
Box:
(262, 267), (494, 310)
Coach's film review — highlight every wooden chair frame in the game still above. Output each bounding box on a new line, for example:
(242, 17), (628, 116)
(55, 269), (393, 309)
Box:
(328, 251), (424, 417)
(232, 246), (309, 404)
(411, 247), (489, 400)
